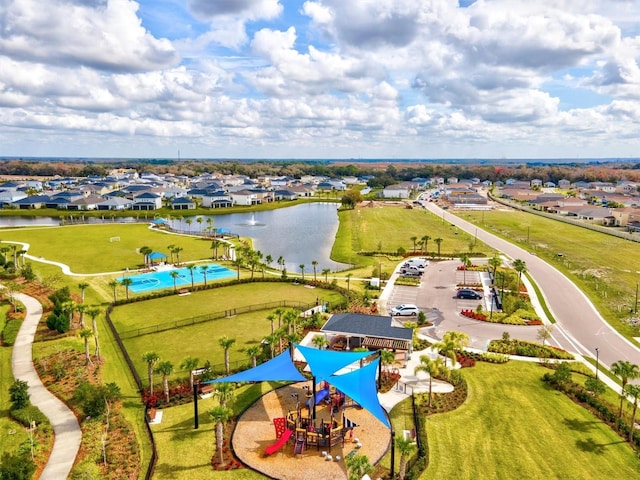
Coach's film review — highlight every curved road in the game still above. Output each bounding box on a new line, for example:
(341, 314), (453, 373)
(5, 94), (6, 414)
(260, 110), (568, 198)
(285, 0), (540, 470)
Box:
(11, 293), (81, 479)
(425, 202), (640, 371)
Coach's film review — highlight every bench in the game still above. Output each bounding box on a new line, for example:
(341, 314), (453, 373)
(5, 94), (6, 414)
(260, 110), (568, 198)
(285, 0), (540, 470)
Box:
(403, 428), (416, 442)
(148, 408), (157, 421)
(200, 385), (214, 397)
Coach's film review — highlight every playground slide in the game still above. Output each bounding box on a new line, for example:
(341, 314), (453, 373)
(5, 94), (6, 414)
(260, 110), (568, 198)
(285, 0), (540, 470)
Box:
(306, 387), (330, 407)
(265, 428), (293, 456)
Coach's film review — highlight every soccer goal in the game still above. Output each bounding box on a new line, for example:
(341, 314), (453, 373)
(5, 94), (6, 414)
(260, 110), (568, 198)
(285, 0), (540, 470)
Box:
(109, 236), (121, 243)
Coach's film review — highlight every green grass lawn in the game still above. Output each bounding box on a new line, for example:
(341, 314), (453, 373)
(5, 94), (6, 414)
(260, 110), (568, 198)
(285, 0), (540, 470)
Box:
(423, 361), (640, 479)
(461, 209), (640, 339)
(0, 338), (29, 455)
(111, 283), (343, 385)
(0, 224), (225, 274)
(333, 205), (490, 268)
(151, 382), (284, 480)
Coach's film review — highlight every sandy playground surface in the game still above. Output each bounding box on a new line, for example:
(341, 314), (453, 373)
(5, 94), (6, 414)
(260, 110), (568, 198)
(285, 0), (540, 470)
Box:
(232, 381), (391, 480)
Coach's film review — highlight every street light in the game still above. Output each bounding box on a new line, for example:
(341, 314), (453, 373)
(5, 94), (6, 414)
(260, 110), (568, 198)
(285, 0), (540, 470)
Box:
(595, 347), (600, 380)
(489, 288), (495, 320)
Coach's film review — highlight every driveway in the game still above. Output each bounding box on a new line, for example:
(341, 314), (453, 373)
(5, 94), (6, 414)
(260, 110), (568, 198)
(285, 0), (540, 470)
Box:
(423, 202), (640, 370)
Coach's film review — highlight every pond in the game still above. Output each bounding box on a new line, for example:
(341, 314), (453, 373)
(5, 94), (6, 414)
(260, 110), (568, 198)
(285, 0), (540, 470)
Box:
(0, 203), (347, 273)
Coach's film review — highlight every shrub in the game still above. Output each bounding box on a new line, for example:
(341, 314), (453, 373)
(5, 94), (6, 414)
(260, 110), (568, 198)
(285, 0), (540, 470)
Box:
(9, 379), (30, 410)
(0, 452), (36, 480)
(10, 405), (48, 427)
(73, 382), (122, 418)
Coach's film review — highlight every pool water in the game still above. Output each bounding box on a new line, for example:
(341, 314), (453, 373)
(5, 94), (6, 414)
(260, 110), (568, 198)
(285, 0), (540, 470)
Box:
(121, 264), (235, 293)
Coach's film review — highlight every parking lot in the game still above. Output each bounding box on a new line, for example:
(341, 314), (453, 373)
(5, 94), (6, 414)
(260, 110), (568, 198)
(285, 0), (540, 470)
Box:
(385, 259), (543, 349)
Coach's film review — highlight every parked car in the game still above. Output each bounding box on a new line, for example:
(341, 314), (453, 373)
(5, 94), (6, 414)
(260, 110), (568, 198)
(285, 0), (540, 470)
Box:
(390, 304), (420, 316)
(456, 289), (482, 300)
(401, 265), (422, 276)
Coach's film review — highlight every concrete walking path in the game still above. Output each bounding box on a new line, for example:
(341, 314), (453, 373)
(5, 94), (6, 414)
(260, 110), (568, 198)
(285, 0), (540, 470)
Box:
(11, 293), (81, 480)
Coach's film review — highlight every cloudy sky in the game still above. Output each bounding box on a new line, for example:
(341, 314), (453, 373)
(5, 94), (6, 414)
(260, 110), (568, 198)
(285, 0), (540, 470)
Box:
(1, 0), (639, 160)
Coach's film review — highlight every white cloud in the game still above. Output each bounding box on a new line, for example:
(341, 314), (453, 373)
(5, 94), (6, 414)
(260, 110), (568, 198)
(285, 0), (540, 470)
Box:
(0, 0), (178, 72)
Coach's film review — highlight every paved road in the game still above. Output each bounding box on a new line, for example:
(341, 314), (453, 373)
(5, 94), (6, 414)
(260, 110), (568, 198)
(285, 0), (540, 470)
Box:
(11, 293), (81, 480)
(424, 202), (640, 370)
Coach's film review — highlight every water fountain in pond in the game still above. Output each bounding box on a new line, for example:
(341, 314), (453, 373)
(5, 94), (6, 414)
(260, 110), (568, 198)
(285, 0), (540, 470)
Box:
(239, 213), (265, 227)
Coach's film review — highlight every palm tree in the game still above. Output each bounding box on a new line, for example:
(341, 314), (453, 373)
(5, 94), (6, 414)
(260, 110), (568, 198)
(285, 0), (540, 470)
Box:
(232, 258), (243, 280)
(611, 360), (640, 418)
(180, 356), (200, 392)
(459, 253), (471, 285)
(421, 235), (431, 254)
(155, 361), (174, 403)
(625, 384), (640, 443)
(169, 270), (180, 293)
(206, 216), (213, 235)
(311, 260), (318, 281)
(380, 349), (396, 372)
(79, 328), (93, 365)
(108, 279), (119, 302)
(218, 336), (236, 374)
(78, 282), (89, 303)
(312, 334), (329, 350)
(513, 259), (527, 294)
(62, 300), (76, 327)
(139, 245), (152, 267)
(121, 278), (133, 299)
(277, 256), (285, 270)
(87, 307), (102, 361)
(322, 268), (331, 283)
(208, 406), (233, 467)
(263, 333), (277, 359)
(266, 314), (276, 335)
(167, 244), (176, 263)
(210, 239), (222, 260)
(345, 452), (374, 480)
(264, 254), (273, 270)
(346, 273), (353, 294)
(410, 235), (418, 253)
(185, 217), (193, 233)
(395, 436), (417, 480)
(436, 330), (470, 367)
(245, 346), (261, 368)
(142, 352), (160, 395)
(489, 254), (502, 278)
(414, 356), (447, 407)
(174, 246), (183, 266)
(186, 264), (197, 289)
(196, 216), (204, 233)
(76, 303), (87, 328)
(213, 382), (235, 408)
(200, 265), (209, 287)
(299, 264), (305, 281)
(434, 237), (443, 257)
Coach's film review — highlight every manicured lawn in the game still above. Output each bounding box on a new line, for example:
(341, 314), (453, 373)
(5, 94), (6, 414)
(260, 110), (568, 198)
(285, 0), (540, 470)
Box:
(151, 382), (282, 480)
(0, 224), (225, 274)
(111, 283), (343, 385)
(333, 205), (490, 268)
(0, 339), (29, 455)
(462, 209), (640, 338)
(423, 361), (640, 479)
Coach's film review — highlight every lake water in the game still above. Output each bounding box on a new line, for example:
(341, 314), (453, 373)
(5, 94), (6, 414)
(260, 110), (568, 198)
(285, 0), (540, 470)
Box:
(0, 203), (347, 273)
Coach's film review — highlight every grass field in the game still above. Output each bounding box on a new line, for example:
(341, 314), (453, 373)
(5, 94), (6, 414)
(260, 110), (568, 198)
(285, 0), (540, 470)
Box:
(332, 204), (490, 268)
(110, 283), (344, 385)
(0, 223), (224, 274)
(424, 361), (640, 479)
(461, 209), (640, 338)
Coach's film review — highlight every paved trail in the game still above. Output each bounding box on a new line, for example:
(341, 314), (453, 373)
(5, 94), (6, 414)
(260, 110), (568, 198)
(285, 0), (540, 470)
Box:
(11, 293), (82, 480)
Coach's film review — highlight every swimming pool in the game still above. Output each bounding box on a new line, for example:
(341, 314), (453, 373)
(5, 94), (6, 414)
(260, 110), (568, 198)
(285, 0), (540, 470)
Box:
(121, 264), (235, 294)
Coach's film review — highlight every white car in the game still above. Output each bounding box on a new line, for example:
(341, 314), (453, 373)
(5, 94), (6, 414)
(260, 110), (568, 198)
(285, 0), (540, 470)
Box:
(390, 304), (420, 316)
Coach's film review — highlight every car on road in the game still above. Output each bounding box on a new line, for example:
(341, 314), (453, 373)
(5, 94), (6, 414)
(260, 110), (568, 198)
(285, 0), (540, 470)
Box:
(456, 289), (482, 300)
(390, 304), (420, 316)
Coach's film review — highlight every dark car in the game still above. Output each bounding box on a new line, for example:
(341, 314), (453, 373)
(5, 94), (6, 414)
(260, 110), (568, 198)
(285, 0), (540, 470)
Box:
(456, 289), (482, 300)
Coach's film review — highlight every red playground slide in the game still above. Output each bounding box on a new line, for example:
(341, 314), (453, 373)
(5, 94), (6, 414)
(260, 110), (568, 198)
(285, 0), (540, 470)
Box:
(264, 428), (293, 456)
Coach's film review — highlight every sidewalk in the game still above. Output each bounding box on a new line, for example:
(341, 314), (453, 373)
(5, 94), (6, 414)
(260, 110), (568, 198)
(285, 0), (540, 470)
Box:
(11, 293), (81, 480)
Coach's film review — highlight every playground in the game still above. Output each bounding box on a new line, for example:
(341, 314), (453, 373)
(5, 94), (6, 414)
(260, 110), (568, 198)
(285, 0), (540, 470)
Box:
(232, 381), (390, 480)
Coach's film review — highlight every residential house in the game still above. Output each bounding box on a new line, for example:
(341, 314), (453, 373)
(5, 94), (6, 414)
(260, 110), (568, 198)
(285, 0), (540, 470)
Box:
(201, 190), (232, 208)
(96, 197), (133, 211)
(382, 183), (411, 199)
(132, 192), (162, 210)
(170, 197), (196, 210)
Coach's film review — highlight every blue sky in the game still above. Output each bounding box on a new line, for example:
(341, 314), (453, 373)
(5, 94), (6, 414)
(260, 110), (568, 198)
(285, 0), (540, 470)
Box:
(0, 0), (639, 159)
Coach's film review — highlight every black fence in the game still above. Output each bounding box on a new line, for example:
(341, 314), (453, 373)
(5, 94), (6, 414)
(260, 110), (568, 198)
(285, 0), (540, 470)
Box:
(118, 300), (317, 339)
(105, 304), (157, 480)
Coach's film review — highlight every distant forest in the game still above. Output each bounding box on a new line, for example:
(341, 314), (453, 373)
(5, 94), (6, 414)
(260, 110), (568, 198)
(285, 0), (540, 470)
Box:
(0, 158), (639, 186)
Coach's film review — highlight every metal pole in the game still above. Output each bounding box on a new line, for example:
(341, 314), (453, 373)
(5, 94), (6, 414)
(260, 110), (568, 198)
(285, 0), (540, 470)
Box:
(390, 430), (396, 478)
(193, 381), (199, 429)
(595, 348), (600, 380)
(635, 282), (638, 314)
(490, 290), (494, 320)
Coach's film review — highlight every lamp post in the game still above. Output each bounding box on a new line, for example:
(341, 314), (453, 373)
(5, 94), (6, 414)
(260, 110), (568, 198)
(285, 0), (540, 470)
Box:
(489, 288), (495, 320)
(595, 347), (600, 380)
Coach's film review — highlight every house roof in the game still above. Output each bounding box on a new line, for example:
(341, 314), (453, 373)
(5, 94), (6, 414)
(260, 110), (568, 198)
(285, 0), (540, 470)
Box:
(321, 313), (413, 342)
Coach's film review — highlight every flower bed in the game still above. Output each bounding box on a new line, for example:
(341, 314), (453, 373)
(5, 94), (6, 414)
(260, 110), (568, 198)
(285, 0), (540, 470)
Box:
(460, 309), (541, 326)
